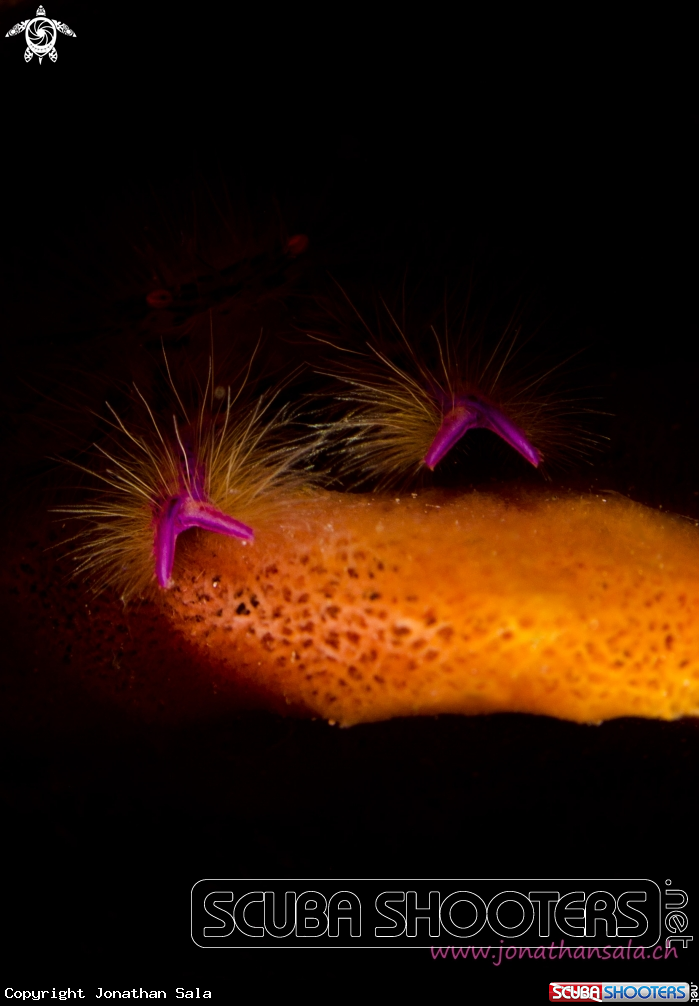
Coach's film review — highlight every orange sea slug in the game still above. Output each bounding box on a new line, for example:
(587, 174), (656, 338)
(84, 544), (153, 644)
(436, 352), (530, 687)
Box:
(158, 488), (699, 726)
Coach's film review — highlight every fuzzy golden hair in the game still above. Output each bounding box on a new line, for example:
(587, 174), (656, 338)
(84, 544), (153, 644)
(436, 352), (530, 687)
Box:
(310, 284), (600, 489)
(55, 355), (321, 602)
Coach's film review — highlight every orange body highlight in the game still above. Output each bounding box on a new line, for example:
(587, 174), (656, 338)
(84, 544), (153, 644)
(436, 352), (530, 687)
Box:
(159, 489), (699, 726)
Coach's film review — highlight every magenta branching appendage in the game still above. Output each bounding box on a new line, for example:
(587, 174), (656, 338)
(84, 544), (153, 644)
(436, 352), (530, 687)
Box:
(152, 442), (253, 589)
(423, 396), (541, 471)
(152, 495), (253, 589)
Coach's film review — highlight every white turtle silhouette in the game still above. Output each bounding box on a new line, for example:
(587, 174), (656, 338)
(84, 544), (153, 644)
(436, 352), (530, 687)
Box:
(5, 5), (75, 64)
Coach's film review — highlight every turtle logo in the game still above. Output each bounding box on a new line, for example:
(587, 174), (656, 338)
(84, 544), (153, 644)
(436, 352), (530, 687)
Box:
(5, 5), (75, 64)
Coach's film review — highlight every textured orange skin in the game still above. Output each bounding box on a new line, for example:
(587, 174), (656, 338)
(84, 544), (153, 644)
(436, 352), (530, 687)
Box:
(160, 489), (699, 726)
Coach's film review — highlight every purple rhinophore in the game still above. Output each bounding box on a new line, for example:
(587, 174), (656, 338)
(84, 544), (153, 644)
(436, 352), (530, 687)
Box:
(152, 493), (254, 589)
(423, 396), (541, 471)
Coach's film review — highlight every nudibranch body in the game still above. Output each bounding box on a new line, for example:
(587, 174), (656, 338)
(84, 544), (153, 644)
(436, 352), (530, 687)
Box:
(49, 355), (699, 730)
(158, 489), (699, 727)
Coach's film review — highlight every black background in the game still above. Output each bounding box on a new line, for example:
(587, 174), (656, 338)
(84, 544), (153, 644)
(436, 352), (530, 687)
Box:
(0, 1), (696, 999)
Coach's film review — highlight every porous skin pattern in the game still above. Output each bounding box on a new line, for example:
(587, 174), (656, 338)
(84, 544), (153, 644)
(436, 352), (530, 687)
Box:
(160, 489), (699, 726)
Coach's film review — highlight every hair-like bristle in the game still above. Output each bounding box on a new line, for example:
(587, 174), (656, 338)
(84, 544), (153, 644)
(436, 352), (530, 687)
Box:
(322, 349), (441, 485)
(54, 354), (321, 602)
(311, 285), (600, 489)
